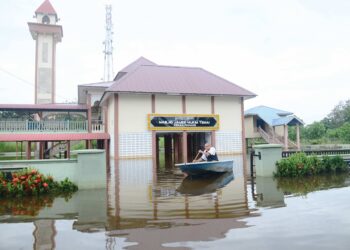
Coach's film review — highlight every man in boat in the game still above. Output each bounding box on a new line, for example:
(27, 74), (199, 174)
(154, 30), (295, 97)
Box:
(193, 143), (219, 162)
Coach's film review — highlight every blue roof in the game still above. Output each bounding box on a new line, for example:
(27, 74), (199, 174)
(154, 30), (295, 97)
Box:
(245, 105), (304, 126)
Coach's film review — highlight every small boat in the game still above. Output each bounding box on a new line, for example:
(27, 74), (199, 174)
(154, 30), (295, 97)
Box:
(175, 160), (234, 176)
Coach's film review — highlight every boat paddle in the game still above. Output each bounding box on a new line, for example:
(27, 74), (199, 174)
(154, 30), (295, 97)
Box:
(192, 151), (202, 162)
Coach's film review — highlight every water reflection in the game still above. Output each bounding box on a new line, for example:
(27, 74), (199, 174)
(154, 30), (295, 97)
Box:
(0, 195), (55, 217)
(255, 177), (286, 208)
(276, 173), (350, 197)
(177, 172), (234, 195)
(0, 156), (349, 250)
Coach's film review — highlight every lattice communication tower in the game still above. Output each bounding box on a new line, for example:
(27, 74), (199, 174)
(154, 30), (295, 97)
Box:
(103, 4), (114, 81)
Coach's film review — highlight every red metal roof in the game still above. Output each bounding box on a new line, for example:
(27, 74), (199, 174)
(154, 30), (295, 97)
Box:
(35, 0), (57, 15)
(113, 57), (157, 81)
(120, 57), (157, 73)
(0, 104), (88, 111)
(107, 64), (256, 97)
(0, 133), (109, 142)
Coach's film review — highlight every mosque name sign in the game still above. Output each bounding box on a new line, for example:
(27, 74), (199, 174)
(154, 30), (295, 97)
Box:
(148, 114), (219, 131)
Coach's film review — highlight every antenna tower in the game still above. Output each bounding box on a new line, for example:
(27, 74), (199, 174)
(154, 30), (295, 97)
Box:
(103, 4), (114, 81)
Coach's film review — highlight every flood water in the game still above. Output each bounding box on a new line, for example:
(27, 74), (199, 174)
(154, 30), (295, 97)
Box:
(1, 156), (350, 250)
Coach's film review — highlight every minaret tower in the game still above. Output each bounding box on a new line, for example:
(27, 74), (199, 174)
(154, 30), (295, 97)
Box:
(28, 0), (63, 104)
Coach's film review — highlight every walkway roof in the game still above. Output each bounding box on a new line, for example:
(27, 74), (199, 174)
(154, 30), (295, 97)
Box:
(0, 133), (109, 142)
(0, 104), (88, 112)
(245, 105), (304, 126)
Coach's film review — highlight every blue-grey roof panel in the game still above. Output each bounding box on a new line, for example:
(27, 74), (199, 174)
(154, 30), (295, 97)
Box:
(245, 105), (302, 126)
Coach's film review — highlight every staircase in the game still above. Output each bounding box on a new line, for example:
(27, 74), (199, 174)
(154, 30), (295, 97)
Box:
(258, 127), (298, 149)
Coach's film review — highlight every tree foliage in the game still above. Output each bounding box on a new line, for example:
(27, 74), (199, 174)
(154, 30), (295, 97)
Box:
(302, 122), (326, 141)
(322, 100), (350, 129)
(301, 99), (350, 143)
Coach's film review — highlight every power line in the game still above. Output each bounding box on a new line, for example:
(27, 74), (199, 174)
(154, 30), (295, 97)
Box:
(0, 66), (68, 101)
(0, 67), (35, 89)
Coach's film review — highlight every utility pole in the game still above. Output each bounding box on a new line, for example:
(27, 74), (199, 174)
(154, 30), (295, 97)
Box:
(103, 4), (114, 81)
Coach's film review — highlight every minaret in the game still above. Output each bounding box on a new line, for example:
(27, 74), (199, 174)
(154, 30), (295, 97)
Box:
(28, 0), (63, 104)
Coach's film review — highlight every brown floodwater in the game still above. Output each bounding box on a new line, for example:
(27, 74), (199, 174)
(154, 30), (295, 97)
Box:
(0, 156), (350, 250)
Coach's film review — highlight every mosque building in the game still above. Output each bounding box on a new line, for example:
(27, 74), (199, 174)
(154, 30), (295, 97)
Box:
(0, 0), (256, 166)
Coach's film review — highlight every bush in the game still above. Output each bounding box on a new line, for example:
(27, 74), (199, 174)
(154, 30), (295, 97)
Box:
(0, 168), (78, 197)
(275, 153), (349, 177)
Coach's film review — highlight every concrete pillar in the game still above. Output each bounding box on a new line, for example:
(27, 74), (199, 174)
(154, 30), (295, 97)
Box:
(86, 140), (92, 149)
(104, 139), (110, 163)
(39, 142), (44, 159)
(164, 135), (173, 167)
(296, 124), (301, 151)
(15, 142), (18, 160)
(103, 106), (108, 133)
(152, 131), (157, 159)
(155, 135), (160, 166)
(67, 141), (71, 159)
(284, 125), (289, 151)
(253, 144), (283, 177)
(182, 132), (188, 163)
(211, 96), (216, 147)
(26, 141), (31, 160)
(174, 134), (180, 163)
(87, 94), (92, 133)
(211, 131), (216, 147)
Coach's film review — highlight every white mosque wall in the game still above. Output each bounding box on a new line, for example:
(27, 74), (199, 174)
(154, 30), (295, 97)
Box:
(186, 96), (211, 114)
(155, 95), (182, 114)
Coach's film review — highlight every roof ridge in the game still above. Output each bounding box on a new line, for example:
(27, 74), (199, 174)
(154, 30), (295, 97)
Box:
(107, 64), (144, 91)
(199, 68), (256, 96)
(248, 105), (292, 113)
(118, 56), (157, 73)
(140, 64), (202, 70)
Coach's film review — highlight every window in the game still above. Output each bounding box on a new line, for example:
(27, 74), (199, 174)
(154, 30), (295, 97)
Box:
(42, 15), (50, 24)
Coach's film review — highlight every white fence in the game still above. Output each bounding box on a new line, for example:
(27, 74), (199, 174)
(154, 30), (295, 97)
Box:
(0, 120), (104, 133)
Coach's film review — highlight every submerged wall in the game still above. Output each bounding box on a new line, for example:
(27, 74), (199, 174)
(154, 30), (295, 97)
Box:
(0, 149), (106, 190)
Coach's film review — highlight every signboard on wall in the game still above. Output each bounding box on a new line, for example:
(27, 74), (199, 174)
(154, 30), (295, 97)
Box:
(148, 114), (220, 131)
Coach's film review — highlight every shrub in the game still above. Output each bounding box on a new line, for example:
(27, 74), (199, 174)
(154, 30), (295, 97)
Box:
(275, 153), (349, 177)
(0, 168), (78, 197)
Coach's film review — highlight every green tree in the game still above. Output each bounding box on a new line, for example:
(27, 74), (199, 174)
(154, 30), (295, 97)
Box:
(304, 122), (326, 140)
(336, 122), (350, 143)
(322, 100), (350, 129)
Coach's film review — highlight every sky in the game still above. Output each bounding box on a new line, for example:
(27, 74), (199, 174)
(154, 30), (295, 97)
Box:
(0, 0), (350, 124)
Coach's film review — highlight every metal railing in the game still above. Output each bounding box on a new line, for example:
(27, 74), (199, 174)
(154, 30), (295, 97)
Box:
(0, 120), (104, 133)
(282, 149), (350, 158)
(258, 127), (298, 149)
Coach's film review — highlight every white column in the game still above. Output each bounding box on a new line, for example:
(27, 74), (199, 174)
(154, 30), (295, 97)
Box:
(284, 125), (289, 151)
(296, 124), (301, 151)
